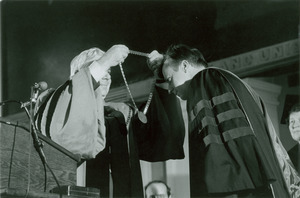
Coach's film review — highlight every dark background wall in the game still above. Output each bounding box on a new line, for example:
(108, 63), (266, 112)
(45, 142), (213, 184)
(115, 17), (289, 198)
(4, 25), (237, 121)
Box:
(1, 0), (299, 116)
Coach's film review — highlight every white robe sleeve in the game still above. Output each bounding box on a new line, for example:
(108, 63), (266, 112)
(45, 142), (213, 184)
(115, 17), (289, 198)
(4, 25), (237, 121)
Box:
(36, 67), (106, 159)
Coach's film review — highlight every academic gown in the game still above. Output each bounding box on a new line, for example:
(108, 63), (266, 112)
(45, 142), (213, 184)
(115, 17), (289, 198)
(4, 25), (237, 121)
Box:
(132, 85), (185, 162)
(34, 68), (144, 198)
(86, 106), (143, 198)
(186, 67), (295, 197)
(132, 68), (297, 197)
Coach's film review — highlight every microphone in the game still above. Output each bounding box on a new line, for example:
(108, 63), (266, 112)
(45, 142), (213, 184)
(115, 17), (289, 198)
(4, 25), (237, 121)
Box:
(33, 81), (48, 91)
(21, 81), (48, 108)
(32, 81), (48, 102)
(0, 82), (48, 107)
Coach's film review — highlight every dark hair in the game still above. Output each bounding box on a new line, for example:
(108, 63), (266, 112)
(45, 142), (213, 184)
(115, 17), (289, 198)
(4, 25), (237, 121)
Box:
(145, 180), (171, 197)
(165, 44), (208, 69)
(287, 103), (300, 124)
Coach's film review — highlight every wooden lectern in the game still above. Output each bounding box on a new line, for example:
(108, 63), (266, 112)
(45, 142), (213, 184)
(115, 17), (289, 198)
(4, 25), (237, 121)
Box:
(0, 114), (82, 197)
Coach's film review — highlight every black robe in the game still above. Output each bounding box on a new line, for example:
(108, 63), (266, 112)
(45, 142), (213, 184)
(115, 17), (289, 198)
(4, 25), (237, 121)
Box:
(86, 106), (143, 198)
(132, 86), (185, 162)
(186, 68), (290, 197)
(135, 68), (291, 197)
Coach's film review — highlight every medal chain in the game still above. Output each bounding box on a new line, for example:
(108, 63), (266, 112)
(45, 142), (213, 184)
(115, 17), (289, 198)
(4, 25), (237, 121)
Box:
(119, 63), (139, 113)
(117, 49), (156, 124)
(126, 107), (132, 127)
(129, 49), (155, 115)
(119, 49), (156, 116)
(129, 50), (149, 57)
(143, 77), (155, 114)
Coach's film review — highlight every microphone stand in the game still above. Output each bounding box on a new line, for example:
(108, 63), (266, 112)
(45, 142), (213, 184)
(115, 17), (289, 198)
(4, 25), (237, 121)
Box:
(23, 85), (47, 165)
(1, 84), (62, 195)
(0, 87), (48, 193)
(27, 86), (62, 196)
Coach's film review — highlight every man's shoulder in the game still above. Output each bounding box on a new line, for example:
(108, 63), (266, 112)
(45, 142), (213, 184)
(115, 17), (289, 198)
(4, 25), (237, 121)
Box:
(195, 67), (238, 83)
(199, 67), (236, 77)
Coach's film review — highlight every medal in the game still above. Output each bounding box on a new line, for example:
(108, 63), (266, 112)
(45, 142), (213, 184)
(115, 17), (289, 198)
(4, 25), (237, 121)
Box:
(138, 111), (147, 124)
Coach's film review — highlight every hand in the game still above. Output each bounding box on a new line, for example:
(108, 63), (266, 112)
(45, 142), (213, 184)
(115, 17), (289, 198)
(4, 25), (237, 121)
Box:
(147, 50), (164, 72)
(97, 45), (129, 68)
(147, 50), (166, 81)
(105, 102), (131, 122)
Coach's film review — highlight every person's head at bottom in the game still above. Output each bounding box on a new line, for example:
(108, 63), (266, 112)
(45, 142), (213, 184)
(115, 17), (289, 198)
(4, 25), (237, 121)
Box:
(288, 103), (300, 143)
(145, 180), (171, 198)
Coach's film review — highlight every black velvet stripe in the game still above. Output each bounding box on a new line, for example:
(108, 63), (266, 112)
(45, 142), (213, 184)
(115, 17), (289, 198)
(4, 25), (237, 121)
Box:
(192, 99), (212, 117)
(211, 92), (236, 106)
(189, 108), (216, 133)
(219, 117), (250, 131)
(213, 100), (240, 115)
(222, 127), (253, 142)
(189, 113), (253, 146)
(190, 124), (253, 147)
(45, 80), (70, 138)
(34, 89), (55, 132)
(216, 109), (245, 123)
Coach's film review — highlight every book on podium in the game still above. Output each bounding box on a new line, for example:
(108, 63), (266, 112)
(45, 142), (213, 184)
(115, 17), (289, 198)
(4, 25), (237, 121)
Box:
(50, 185), (100, 198)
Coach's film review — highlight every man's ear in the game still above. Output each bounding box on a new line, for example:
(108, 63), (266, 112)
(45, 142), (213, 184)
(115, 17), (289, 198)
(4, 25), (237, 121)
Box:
(180, 60), (190, 73)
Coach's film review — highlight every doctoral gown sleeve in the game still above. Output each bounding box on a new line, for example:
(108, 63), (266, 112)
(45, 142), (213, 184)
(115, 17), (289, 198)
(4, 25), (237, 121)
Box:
(222, 68), (300, 197)
(132, 86), (185, 162)
(35, 67), (106, 159)
(187, 68), (290, 197)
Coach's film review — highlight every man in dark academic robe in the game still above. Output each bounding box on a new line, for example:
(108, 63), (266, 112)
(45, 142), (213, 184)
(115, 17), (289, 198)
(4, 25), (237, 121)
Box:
(145, 44), (300, 198)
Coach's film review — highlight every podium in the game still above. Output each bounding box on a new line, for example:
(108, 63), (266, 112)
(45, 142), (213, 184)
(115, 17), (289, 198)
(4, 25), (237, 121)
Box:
(0, 114), (81, 197)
